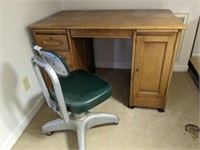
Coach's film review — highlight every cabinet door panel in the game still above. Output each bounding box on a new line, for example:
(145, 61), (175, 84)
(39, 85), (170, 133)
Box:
(132, 33), (176, 108)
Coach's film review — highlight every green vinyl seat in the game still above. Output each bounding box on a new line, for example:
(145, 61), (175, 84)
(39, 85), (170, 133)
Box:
(50, 70), (112, 114)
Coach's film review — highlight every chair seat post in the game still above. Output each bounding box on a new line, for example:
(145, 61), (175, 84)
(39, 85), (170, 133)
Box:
(74, 113), (87, 120)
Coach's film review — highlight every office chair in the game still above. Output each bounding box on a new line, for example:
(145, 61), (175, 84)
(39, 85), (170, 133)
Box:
(31, 45), (119, 150)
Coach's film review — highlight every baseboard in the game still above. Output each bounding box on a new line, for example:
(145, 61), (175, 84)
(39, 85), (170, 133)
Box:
(1, 95), (45, 150)
(191, 54), (200, 57)
(96, 61), (188, 72)
(95, 61), (131, 69)
(173, 64), (188, 72)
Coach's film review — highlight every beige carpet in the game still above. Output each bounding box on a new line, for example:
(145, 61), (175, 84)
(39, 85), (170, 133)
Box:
(12, 69), (199, 150)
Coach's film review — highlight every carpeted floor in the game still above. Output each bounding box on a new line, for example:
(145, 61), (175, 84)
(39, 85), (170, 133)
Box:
(12, 69), (199, 150)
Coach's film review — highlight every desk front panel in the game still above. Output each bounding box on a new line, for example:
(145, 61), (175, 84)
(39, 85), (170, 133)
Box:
(70, 29), (133, 38)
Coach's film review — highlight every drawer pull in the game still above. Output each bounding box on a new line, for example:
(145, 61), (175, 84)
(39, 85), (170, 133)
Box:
(42, 40), (62, 46)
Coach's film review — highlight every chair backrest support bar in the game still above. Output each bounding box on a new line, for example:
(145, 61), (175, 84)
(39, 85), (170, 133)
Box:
(31, 56), (69, 123)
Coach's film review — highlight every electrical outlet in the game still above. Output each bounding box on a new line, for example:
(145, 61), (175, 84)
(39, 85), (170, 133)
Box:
(22, 76), (31, 91)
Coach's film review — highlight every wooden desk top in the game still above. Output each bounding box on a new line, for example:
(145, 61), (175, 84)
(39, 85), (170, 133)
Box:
(29, 9), (186, 30)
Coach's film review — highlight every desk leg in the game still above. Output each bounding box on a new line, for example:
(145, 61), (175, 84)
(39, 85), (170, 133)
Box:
(128, 105), (135, 109)
(157, 108), (165, 113)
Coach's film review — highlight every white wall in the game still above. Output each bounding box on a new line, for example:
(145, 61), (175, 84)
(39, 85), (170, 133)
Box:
(0, 0), (62, 149)
(62, 0), (200, 71)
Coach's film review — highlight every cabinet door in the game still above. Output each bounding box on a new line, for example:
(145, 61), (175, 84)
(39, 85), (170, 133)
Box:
(131, 32), (177, 109)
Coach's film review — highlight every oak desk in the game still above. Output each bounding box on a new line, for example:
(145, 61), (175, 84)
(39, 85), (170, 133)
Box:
(29, 9), (186, 111)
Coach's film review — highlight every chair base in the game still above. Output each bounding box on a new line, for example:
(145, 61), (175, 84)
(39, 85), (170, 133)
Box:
(41, 112), (119, 150)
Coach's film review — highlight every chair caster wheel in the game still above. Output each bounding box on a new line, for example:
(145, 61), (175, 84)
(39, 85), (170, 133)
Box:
(46, 132), (53, 136)
(114, 121), (119, 125)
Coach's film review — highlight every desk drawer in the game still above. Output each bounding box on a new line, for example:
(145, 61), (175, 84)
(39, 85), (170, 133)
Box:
(56, 51), (72, 68)
(34, 30), (69, 51)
